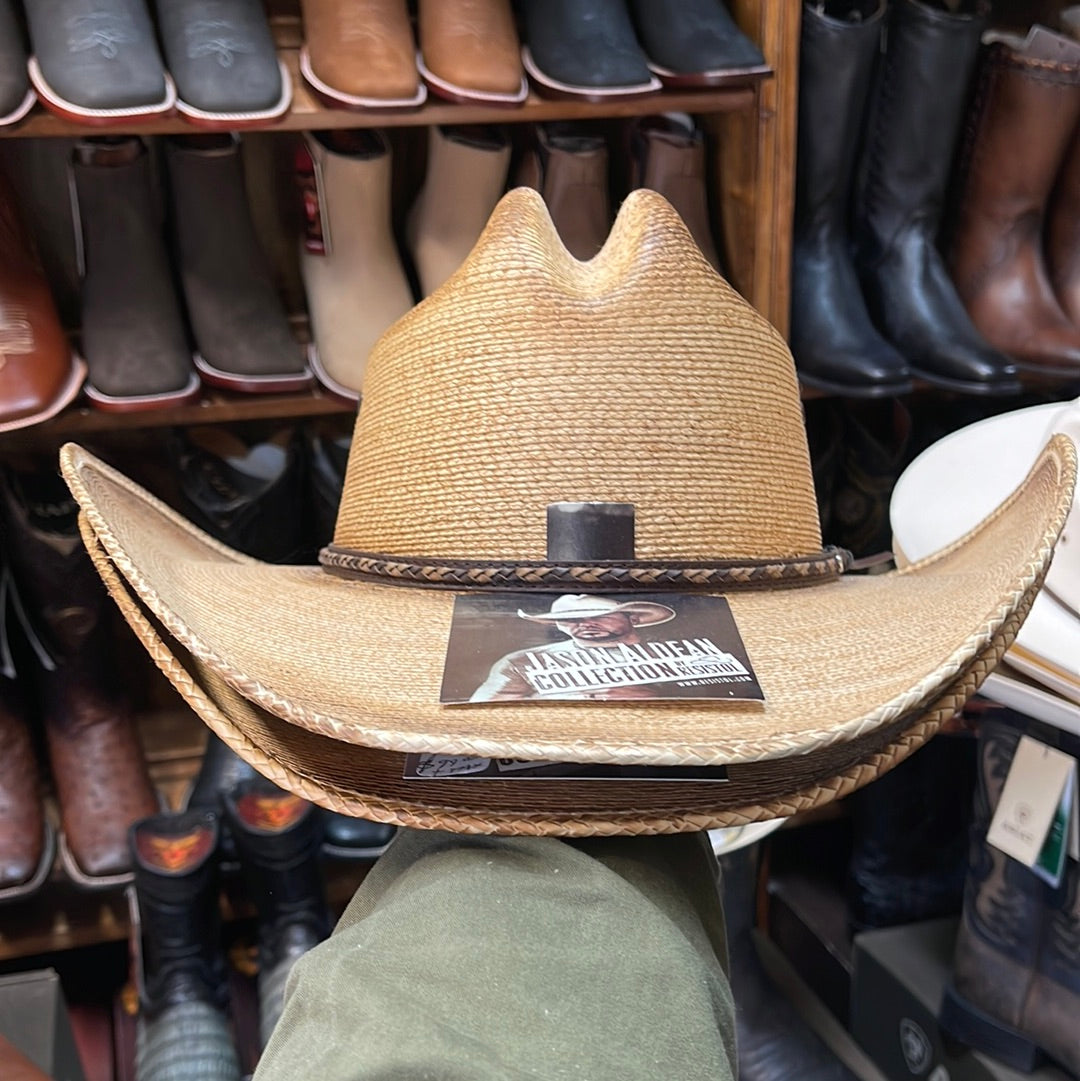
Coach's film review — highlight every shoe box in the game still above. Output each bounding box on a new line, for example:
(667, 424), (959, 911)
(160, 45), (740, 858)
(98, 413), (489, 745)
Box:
(850, 919), (1070, 1081)
(0, 968), (86, 1081)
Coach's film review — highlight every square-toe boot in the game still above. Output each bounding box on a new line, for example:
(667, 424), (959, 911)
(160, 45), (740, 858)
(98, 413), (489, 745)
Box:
(790, 0), (910, 398)
(131, 810), (241, 1081)
(167, 136), (310, 394)
(299, 0), (423, 108)
(948, 26), (1080, 378)
(514, 123), (610, 261)
(853, 0), (1019, 395)
(417, 0), (525, 104)
(298, 129), (414, 401)
(406, 125), (511, 297)
(72, 138), (199, 411)
(0, 465), (158, 886)
(221, 780), (331, 1049)
(628, 114), (721, 272)
(167, 426), (309, 563)
(940, 714), (1080, 1076)
(0, 163), (85, 432)
(0, 0), (33, 124)
(152, 0), (288, 124)
(1044, 12), (1080, 330)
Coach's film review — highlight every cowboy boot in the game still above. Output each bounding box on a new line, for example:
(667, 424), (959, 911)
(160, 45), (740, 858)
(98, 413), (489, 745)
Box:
(515, 123), (610, 261)
(721, 845), (858, 1081)
(1045, 12), (1080, 328)
(72, 138), (199, 411)
(853, 0), (1019, 395)
(0, 0), (31, 125)
(627, 113), (721, 273)
(167, 426), (310, 565)
(0, 465), (158, 885)
(166, 135), (309, 393)
(131, 810), (241, 1081)
(790, 0), (911, 397)
(940, 713), (1080, 1076)
(406, 124), (511, 297)
(307, 421), (352, 550)
(0, 159), (84, 432)
(948, 26), (1080, 377)
(221, 780), (331, 1048)
(298, 129), (415, 401)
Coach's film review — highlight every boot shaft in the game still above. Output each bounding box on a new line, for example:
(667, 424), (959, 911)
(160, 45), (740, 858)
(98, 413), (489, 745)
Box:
(795, 0), (886, 235)
(131, 810), (226, 1014)
(857, 0), (987, 249)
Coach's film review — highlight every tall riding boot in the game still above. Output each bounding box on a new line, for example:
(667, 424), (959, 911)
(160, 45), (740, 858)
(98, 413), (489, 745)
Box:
(720, 845), (857, 1081)
(790, 0), (910, 397)
(0, 466), (158, 885)
(1048, 11), (1080, 325)
(940, 713), (1080, 1076)
(221, 780), (331, 1049)
(299, 129), (415, 402)
(854, 0), (1019, 395)
(166, 136), (310, 394)
(406, 125), (511, 297)
(515, 123), (610, 261)
(948, 27), (1080, 377)
(131, 810), (241, 1081)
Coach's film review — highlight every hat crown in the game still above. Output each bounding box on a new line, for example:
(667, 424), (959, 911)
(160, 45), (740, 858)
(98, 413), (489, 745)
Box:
(333, 189), (821, 565)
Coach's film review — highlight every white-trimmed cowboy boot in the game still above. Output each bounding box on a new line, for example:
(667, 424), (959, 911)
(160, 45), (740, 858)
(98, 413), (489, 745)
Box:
(299, 130), (414, 402)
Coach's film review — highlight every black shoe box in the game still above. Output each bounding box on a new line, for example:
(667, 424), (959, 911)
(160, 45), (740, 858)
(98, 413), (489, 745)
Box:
(850, 919), (1070, 1081)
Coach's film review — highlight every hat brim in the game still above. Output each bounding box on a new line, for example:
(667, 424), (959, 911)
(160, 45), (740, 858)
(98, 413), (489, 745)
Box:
(61, 438), (1074, 829)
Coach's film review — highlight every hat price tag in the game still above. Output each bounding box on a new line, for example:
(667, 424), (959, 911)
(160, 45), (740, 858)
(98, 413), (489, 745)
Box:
(987, 735), (1079, 888)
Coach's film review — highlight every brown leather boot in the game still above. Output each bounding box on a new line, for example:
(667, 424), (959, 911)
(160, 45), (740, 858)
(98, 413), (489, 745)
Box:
(1047, 10), (1080, 325)
(948, 26), (1080, 377)
(0, 162), (85, 433)
(0, 466), (158, 886)
(940, 712), (1080, 1076)
(515, 123), (610, 261)
(627, 114), (721, 272)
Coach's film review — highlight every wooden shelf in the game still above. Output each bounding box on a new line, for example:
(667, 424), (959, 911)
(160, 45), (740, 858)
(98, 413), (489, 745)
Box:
(1, 39), (760, 140)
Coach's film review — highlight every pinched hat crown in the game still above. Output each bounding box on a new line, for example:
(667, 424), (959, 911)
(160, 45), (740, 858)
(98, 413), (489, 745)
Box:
(324, 189), (833, 590)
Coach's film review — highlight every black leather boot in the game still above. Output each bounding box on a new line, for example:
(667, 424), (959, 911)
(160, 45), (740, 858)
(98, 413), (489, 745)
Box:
(853, 0), (1019, 395)
(721, 845), (858, 1081)
(221, 779), (331, 1048)
(790, 0), (911, 397)
(131, 810), (241, 1081)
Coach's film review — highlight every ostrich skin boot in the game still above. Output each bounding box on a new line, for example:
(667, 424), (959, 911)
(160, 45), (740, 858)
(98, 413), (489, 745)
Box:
(940, 715), (1080, 1076)
(299, 129), (414, 401)
(853, 0), (1019, 394)
(948, 26), (1080, 377)
(790, 0), (910, 397)
(131, 810), (241, 1081)
(167, 136), (309, 393)
(515, 123), (610, 261)
(628, 114), (721, 273)
(407, 125), (511, 297)
(0, 161), (84, 432)
(0, 465), (157, 884)
(221, 780), (331, 1048)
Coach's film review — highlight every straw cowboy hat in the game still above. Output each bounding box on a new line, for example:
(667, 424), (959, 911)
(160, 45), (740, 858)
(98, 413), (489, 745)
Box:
(891, 397), (1080, 711)
(61, 189), (1076, 837)
(518, 595), (676, 626)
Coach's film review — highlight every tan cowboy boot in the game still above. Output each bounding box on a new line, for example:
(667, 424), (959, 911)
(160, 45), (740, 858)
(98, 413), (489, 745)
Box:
(407, 125), (511, 297)
(299, 130), (414, 401)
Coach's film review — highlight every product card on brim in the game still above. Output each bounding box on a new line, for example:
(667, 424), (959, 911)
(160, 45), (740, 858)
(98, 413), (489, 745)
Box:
(439, 593), (762, 705)
(401, 755), (731, 782)
(987, 736), (1079, 886)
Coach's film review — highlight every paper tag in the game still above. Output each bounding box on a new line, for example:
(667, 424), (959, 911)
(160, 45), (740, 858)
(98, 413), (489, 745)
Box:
(987, 736), (1078, 882)
(295, 140), (330, 255)
(402, 753), (730, 782)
